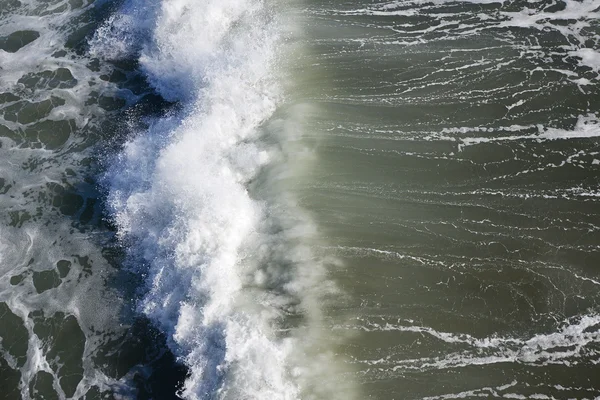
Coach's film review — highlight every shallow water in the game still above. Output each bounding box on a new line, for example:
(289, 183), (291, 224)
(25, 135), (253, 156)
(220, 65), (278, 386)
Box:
(1, 0), (600, 399)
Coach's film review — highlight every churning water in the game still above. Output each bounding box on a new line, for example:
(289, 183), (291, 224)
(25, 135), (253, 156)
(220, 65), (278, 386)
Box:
(1, 0), (600, 399)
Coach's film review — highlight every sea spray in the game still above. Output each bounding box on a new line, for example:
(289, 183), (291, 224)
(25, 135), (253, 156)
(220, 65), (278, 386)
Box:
(94, 0), (348, 398)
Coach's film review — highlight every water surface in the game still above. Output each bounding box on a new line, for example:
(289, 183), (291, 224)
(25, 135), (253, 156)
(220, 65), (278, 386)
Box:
(1, 0), (600, 399)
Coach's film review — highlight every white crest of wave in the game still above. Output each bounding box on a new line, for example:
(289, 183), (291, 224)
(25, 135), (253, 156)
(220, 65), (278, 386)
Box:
(93, 0), (349, 399)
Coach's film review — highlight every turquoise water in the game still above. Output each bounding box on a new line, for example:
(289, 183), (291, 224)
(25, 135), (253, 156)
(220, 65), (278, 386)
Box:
(1, 0), (600, 399)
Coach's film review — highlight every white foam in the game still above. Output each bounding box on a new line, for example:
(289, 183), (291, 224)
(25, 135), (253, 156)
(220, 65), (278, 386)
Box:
(350, 313), (600, 372)
(97, 0), (347, 398)
(456, 114), (600, 148)
(0, 1), (178, 398)
(572, 48), (600, 73)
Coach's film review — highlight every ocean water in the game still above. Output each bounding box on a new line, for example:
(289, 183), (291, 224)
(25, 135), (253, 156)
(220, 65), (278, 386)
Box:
(1, 0), (600, 399)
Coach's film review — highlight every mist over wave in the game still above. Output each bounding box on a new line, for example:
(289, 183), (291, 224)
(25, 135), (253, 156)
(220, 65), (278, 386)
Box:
(92, 0), (349, 398)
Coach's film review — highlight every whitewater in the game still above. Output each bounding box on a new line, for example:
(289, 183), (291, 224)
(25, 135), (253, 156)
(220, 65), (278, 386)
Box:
(91, 0), (349, 399)
(0, 0), (352, 398)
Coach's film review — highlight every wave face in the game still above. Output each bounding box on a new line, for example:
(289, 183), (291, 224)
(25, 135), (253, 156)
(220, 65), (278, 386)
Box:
(92, 0), (334, 398)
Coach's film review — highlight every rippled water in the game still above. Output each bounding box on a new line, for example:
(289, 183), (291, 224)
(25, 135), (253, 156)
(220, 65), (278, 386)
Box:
(1, 0), (600, 399)
(292, 0), (600, 398)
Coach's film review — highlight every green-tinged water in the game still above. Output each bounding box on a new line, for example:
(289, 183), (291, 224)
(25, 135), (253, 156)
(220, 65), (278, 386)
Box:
(285, 0), (600, 398)
(1, 0), (600, 399)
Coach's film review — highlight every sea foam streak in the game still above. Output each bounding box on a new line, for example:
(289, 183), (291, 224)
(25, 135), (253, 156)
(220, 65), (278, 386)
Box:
(93, 0), (342, 398)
